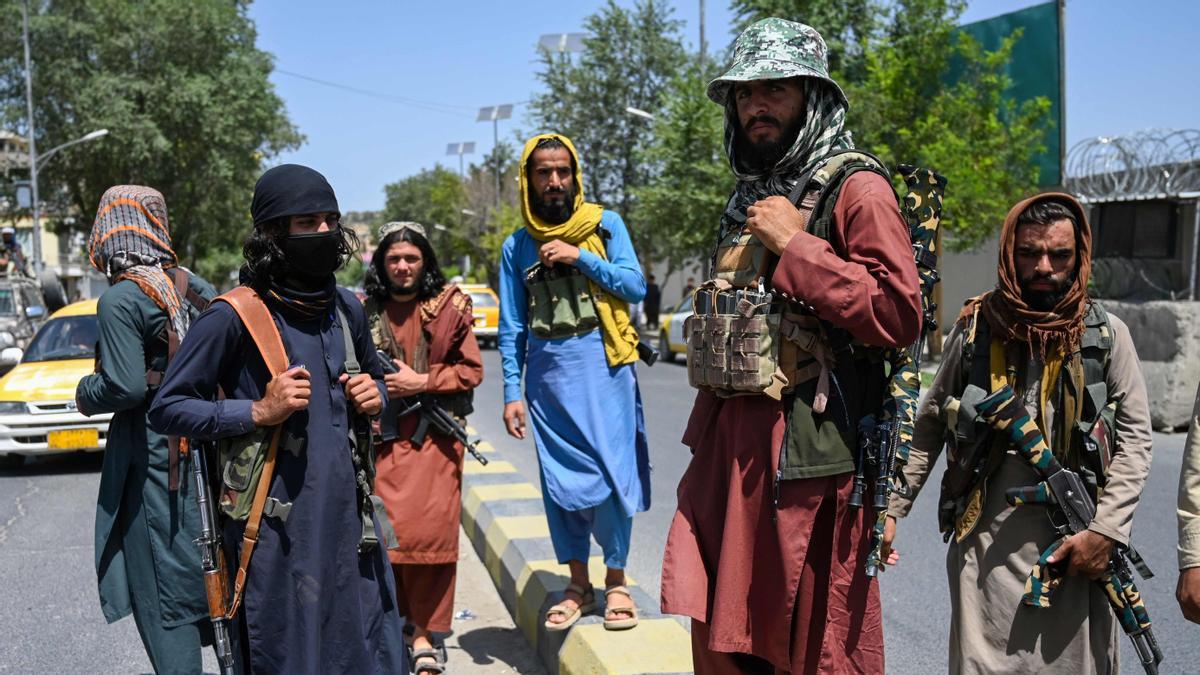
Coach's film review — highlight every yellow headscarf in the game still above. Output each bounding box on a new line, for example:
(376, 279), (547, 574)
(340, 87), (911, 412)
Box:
(519, 134), (639, 366)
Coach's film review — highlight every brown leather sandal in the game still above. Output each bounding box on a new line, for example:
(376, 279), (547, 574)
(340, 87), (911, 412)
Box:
(603, 585), (639, 630)
(544, 582), (596, 632)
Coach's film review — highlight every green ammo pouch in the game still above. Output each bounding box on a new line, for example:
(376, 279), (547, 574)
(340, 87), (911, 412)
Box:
(524, 262), (600, 339)
(218, 427), (275, 521)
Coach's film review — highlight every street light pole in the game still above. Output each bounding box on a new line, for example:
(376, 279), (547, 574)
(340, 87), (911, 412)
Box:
(21, 0), (42, 276)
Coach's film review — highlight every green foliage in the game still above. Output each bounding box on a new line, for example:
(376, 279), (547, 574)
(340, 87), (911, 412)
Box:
(634, 59), (731, 274)
(528, 0), (687, 264)
(0, 0), (302, 281)
(725, 0), (1051, 251)
(335, 255), (365, 289)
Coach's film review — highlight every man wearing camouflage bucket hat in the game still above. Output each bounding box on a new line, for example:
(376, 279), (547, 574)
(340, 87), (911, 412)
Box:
(659, 18), (920, 672)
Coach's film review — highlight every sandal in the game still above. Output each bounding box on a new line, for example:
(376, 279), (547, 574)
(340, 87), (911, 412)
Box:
(544, 582), (596, 632)
(410, 647), (446, 675)
(603, 585), (639, 631)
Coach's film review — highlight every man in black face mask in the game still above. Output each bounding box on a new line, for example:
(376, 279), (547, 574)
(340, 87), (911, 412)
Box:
(149, 164), (407, 673)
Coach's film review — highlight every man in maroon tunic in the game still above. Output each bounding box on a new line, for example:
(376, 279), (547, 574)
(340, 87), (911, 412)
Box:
(659, 18), (920, 673)
(366, 221), (483, 675)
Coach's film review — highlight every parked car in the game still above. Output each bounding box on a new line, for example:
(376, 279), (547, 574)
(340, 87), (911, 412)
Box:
(0, 299), (111, 468)
(656, 296), (692, 363)
(0, 270), (69, 375)
(460, 283), (500, 349)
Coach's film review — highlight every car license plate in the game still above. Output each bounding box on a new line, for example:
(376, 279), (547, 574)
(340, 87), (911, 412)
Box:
(47, 428), (99, 450)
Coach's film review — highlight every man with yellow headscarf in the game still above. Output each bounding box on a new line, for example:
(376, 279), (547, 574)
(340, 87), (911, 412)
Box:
(498, 134), (650, 632)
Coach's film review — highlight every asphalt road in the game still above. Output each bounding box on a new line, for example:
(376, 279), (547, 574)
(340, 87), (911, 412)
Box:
(470, 347), (1200, 673)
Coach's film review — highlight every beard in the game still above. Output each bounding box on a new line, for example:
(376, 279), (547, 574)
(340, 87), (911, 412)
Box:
(738, 113), (805, 171)
(531, 184), (576, 224)
(1020, 269), (1077, 312)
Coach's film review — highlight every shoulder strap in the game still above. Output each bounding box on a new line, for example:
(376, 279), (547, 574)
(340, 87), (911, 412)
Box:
(336, 301), (359, 376)
(807, 152), (894, 243)
(214, 286), (288, 377)
(209, 285), (288, 622)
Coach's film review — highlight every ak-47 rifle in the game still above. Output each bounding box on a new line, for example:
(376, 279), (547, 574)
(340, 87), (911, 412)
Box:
(976, 385), (1163, 675)
(190, 440), (237, 675)
(376, 349), (489, 465)
(850, 165), (946, 576)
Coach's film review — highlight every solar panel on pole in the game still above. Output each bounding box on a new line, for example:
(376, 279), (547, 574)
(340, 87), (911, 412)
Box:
(478, 105), (514, 204)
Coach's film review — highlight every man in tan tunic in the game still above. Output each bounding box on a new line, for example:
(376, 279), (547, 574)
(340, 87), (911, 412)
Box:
(885, 193), (1154, 672)
(1178, 383), (1200, 624)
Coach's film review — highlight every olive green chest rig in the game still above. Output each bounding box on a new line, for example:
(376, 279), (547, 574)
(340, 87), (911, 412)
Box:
(686, 149), (894, 406)
(937, 300), (1117, 541)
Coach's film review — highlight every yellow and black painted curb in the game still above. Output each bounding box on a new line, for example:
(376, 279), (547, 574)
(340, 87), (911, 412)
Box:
(461, 427), (695, 674)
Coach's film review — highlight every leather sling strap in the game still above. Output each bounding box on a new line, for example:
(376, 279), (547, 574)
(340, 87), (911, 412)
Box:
(212, 286), (288, 621)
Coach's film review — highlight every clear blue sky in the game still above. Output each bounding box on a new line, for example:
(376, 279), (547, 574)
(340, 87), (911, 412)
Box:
(246, 0), (1200, 212)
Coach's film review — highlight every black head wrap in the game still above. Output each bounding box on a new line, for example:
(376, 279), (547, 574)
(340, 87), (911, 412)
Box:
(251, 164), (339, 224)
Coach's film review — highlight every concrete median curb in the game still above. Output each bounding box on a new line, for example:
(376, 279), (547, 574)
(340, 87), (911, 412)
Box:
(461, 430), (695, 674)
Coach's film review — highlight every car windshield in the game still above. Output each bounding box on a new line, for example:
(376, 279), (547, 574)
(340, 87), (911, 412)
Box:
(469, 292), (498, 308)
(676, 296), (693, 314)
(0, 288), (15, 315)
(23, 316), (99, 362)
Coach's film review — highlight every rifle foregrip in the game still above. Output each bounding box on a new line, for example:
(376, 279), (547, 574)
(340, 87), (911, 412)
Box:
(204, 567), (229, 619)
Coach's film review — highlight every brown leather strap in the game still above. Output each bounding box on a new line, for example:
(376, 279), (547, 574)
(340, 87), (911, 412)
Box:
(212, 285), (289, 621)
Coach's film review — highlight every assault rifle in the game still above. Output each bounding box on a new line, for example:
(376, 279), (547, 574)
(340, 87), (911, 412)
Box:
(190, 441), (237, 675)
(976, 385), (1163, 675)
(851, 165), (946, 576)
(376, 349), (489, 466)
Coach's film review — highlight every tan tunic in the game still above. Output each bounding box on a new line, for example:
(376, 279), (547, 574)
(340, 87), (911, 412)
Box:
(889, 312), (1154, 673)
(1179, 383), (1200, 570)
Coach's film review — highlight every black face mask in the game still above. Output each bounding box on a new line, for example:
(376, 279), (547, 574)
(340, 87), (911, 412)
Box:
(281, 230), (343, 281)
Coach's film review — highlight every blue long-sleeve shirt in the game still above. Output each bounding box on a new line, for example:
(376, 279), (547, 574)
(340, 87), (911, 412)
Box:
(498, 210), (646, 404)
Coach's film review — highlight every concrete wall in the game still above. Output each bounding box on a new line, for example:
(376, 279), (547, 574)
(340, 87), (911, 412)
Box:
(1103, 300), (1200, 430)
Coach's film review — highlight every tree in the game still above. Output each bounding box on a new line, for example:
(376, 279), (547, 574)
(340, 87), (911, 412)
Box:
(0, 0), (301, 279)
(528, 0), (686, 264)
(634, 59), (731, 277)
(726, 0), (1051, 251)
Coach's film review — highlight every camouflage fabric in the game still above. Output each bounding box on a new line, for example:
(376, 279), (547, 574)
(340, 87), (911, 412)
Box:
(707, 18), (846, 107)
(975, 385), (1058, 473)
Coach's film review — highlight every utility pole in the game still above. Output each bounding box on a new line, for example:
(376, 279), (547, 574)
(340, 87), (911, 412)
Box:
(21, 0), (42, 276)
(476, 105), (513, 206)
(699, 0), (706, 62)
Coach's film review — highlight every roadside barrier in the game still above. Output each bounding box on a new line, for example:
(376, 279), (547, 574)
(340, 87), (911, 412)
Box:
(460, 428), (694, 674)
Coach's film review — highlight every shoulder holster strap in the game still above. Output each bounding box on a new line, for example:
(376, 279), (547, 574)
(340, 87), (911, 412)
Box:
(212, 285), (288, 621)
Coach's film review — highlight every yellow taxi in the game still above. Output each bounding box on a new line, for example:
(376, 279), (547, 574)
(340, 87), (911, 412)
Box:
(460, 283), (499, 349)
(655, 295), (693, 363)
(0, 299), (111, 468)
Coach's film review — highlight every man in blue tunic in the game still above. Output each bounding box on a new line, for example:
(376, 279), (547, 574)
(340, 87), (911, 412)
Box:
(499, 134), (651, 631)
(148, 164), (406, 673)
(78, 185), (217, 674)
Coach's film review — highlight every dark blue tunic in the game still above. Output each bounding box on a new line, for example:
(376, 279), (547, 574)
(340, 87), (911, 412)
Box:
(148, 287), (405, 674)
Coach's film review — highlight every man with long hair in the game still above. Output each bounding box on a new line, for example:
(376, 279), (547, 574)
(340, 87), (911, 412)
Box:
(659, 19), (921, 672)
(77, 185), (218, 673)
(885, 194), (1155, 671)
(499, 134), (649, 632)
(149, 164), (405, 673)
(364, 221), (483, 674)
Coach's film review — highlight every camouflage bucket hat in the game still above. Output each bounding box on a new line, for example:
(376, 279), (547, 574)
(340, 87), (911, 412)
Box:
(707, 18), (847, 108)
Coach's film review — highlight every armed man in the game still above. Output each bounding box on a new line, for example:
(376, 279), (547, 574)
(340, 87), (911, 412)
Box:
(499, 133), (650, 632)
(658, 19), (921, 672)
(365, 221), (483, 674)
(1179, 383), (1200, 624)
(148, 164), (405, 673)
(76, 185), (217, 674)
(885, 193), (1157, 671)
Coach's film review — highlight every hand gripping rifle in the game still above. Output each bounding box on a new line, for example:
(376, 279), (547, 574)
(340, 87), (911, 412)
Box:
(376, 350), (489, 465)
(851, 165), (946, 576)
(976, 385), (1163, 674)
(190, 440), (237, 675)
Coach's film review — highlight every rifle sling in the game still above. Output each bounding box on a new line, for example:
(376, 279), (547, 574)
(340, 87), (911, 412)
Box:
(212, 286), (289, 621)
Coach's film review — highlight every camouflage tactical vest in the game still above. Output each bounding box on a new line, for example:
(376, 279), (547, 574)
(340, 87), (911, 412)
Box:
(688, 149), (897, 480)
(366, 288), (474, 420)
(936, 301), (1116, 541)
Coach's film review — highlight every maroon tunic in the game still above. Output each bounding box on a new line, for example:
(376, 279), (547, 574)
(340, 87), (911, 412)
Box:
(660, 172), (920, 673)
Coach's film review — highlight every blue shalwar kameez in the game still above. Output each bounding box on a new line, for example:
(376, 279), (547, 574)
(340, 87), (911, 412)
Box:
(148, 288), (405, 674)
(499, 210), (651, 568)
